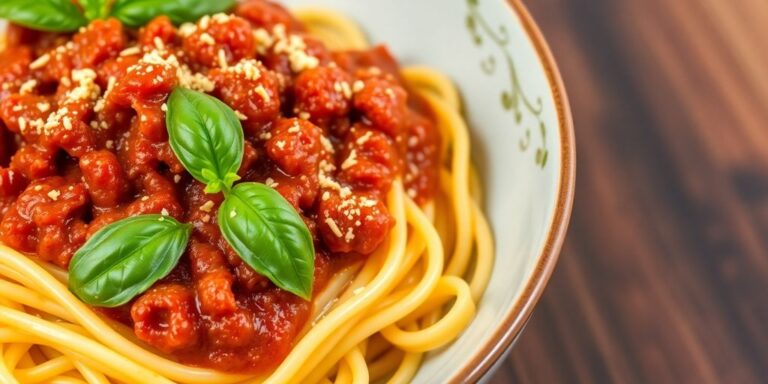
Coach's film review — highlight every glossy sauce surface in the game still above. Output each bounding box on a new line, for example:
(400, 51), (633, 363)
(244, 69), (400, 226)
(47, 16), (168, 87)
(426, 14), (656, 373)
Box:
(0, 0), (439, 372)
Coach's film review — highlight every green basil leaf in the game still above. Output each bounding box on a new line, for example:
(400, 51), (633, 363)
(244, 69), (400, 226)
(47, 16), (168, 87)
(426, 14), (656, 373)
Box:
(68, 215), (192, 307)
(219, 183), (315, 299)
(166, 88), (243, 192)
(79, 0), (109, 21)
(0, 0), (87, 32)
(110, 0), (237, 28)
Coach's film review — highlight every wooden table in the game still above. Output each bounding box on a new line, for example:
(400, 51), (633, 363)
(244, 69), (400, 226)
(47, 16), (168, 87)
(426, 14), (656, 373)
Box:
(490, 0), (768, 382)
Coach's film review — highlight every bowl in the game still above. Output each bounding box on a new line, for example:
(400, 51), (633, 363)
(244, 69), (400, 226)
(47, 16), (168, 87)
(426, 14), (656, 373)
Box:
(281, 0), (575, 381)
(0, 0), (575, 381)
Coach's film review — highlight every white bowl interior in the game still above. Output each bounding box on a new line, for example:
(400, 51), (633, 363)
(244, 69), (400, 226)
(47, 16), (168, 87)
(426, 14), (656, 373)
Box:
(282, 0), (563, 381)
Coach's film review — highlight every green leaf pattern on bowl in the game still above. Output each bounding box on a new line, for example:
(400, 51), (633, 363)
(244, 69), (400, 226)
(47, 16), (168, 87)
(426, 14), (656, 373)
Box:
(466, 0), (549, 168)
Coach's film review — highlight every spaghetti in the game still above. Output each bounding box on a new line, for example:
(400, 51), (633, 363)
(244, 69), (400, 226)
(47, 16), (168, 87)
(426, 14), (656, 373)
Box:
(0, 5), (494, 384)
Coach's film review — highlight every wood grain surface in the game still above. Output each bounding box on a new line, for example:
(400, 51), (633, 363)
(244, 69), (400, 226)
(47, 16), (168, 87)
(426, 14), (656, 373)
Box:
(490, 0), (768, 383)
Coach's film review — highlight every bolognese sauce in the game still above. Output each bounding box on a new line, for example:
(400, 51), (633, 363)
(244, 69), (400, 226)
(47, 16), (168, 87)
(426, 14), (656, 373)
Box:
(0, 0), (439, 373)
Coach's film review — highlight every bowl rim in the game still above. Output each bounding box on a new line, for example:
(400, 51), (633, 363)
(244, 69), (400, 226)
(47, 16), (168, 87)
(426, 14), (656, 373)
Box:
(446, 0), (576, 382)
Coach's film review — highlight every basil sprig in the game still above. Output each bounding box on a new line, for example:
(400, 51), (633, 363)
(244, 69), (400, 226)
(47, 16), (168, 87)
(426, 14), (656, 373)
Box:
(0, 0), (88, 32)
(166, 88), (242, 194)
(219, 183), (315, 299)
(68, 88), (315, 305)
(111, 0), (237, 28)
(0, 0), (236, 32)
(79, 0), (109, 21)
(68, 215), (192, 307)
(167, 88), (315, 299)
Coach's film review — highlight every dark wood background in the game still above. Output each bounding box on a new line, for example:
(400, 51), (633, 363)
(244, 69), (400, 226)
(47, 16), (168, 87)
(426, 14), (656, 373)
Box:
(490, 0), (768, 383)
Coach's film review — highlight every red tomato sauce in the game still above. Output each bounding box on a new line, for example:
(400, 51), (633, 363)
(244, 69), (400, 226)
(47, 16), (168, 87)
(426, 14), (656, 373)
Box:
(0, 0), (439, 373)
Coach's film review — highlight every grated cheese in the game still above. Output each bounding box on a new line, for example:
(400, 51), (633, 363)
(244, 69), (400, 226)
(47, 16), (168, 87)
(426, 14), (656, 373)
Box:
(255, 24), (319, 73)
(320, 136), (334, 153)
(47, 190), (60, 201)
(211, 13), (232, 24)
(325, 218), (343, 237)
(119, 46), (141, 57)
(94, 76), (116, 113)
(199, 15), (211, 30)
(19, 79), (37, 95)
(132, 50), (214, 93)
(352, 80), (365, 93)
(344, 227), (355, 242)
(341, 150), (358, 170)
(226, 59), (262, 81)
(334, 81), (352, 99)
(199, 200), (215, 212)
(265, 177), (279, 187)
(254, 85), (271, 102)
(153, 37), (165, 50)
(356, 131), (373, 145)
(67, 69), (100, 102)
(179, 23), (197, 38)
(29, 54), (50, 70)
(217, 49), (228, 68)
(199, 32), (216, 45)
(252, 29), (273, 54)
(318, 162), (352, 198)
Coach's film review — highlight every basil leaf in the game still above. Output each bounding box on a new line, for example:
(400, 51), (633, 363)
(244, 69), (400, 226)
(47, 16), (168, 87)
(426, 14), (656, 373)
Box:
(219, 183), (315, 299)
(79, 0), (109, 21)
(110, 0), (236, 28)
(68, 215), (192, 307)
(166, 88), (243, 193)
(0, 0), (87, 32)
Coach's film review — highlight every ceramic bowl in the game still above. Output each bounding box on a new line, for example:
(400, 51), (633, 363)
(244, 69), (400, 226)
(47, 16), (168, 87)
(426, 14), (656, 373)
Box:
(0, 0), (574, 381)
(282, 0), (575, 381)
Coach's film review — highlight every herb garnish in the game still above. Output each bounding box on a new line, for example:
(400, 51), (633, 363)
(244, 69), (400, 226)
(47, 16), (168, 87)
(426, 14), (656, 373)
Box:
(68, 89), (315, 305)
(0, 0), (88, 32)
(0, 0), (236, 32)
(68, 215), (192, 307)
(219, 183), (315, 300)
(166, 88), (243, 194)
(110, 0), (236, 28)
